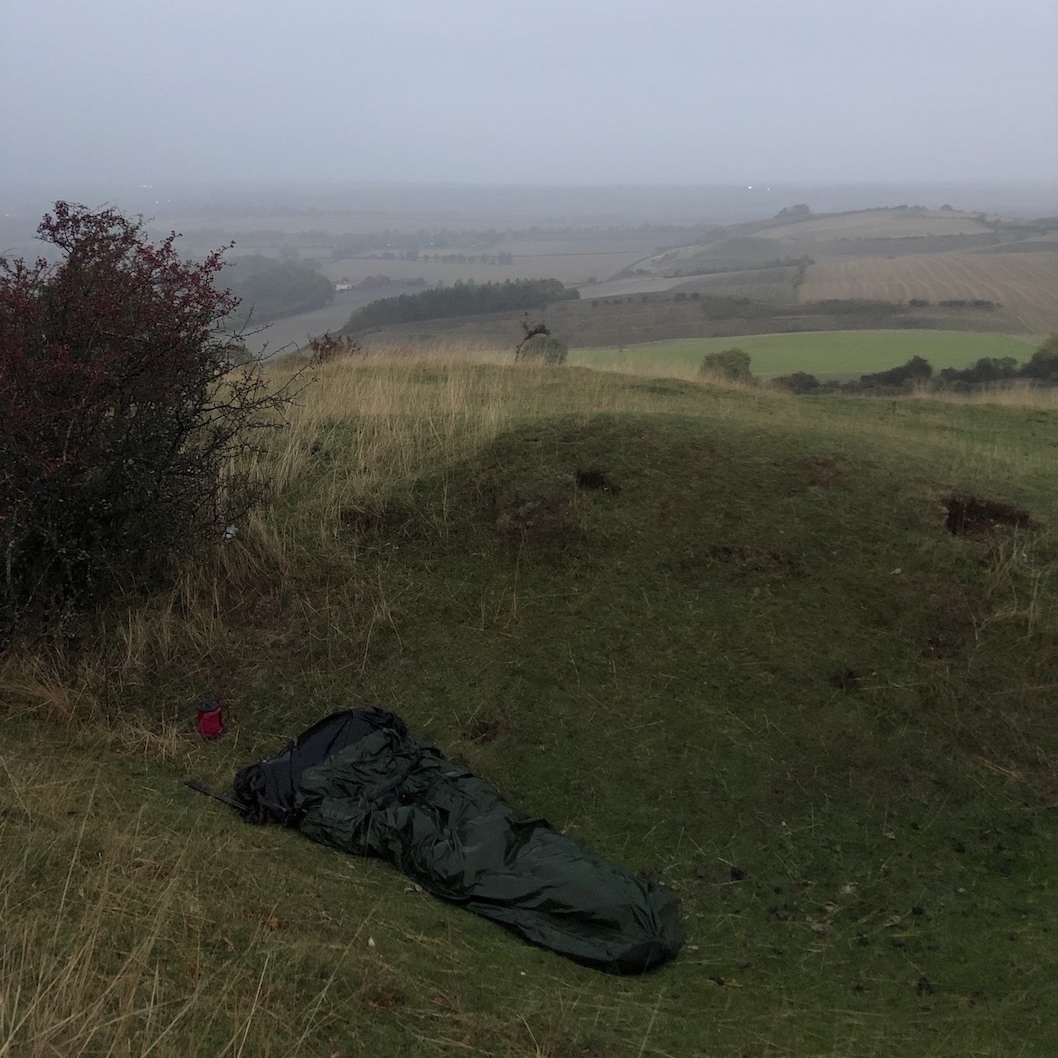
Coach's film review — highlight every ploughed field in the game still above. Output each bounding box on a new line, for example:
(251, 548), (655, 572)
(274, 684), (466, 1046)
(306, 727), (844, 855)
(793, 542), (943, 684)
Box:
(799, 252), (1058, 336)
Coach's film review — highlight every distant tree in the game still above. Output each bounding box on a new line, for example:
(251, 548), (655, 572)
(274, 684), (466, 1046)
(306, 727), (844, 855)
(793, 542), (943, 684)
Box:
(343, 278), (577, 334)
(230, 259), (334, 324)
(699, 348), (752, 381)
(774, 371), (821, 394)
(775, 204), (811, 218)
(857, 355), (933, 389)
(1020, 334), (1058, 382)
(938, 357), (1019, 386)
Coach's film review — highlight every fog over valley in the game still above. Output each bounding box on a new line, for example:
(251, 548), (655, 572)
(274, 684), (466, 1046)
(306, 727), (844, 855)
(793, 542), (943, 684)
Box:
(3, 0), (1056, 355)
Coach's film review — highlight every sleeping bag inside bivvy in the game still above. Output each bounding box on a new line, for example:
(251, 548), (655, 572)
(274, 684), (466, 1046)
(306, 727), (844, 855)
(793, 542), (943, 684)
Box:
(231, 708), (683, 974)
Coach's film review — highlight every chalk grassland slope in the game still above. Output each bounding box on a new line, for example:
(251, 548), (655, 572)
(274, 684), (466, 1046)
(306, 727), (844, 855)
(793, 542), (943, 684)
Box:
(3, 358), (1058, 1056)
(572, 330), (1039, 380)
(799, 253), (1058, 336)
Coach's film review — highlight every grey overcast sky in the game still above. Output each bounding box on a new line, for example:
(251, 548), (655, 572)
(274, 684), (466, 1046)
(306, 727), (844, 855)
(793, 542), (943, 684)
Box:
(3, 0), (1056, 188)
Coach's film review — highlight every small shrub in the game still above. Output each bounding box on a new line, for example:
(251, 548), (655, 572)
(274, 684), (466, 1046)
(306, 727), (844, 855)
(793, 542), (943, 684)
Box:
(514, 316), (568, 365)
(517, 334), (569, 365)
(938, 357), (1019, 386)
(698, 348), (752, 381)
(774, 371), (821, 394)
(857, 355), (933, 389)
(309, 331), (363, 364)
(1020, 334), (1058, 382)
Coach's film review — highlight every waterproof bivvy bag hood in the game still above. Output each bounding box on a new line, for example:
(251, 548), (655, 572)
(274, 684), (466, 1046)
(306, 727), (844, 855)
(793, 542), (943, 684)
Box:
(231, 709), (683, 974)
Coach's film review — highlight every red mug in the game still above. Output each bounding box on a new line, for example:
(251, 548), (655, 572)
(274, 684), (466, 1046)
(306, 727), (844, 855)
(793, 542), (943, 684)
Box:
(197, 699), (224, 739)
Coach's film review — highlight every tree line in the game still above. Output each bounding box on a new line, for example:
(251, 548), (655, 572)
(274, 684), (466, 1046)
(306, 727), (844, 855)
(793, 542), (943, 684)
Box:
(773, 334), (1058, 395)
(226, 257), (334, 326)
(342, 278), (578, 334)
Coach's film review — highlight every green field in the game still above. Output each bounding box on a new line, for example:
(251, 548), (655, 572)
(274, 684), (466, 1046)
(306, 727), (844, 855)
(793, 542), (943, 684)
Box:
(572, 329), (1039, 380)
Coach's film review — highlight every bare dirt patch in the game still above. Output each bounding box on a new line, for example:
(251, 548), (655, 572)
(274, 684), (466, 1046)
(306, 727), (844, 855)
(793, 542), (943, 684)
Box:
(576, 467), (620, 493)
(943, 495), (1033, 538)
(494, 494), (573, 536)
(459, 714), (506, 745)
(801, 457), (846, 490)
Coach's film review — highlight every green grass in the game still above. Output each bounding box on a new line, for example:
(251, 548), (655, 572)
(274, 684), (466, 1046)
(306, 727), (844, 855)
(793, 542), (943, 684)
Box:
(572, 330), (1039, 380)
(4, 359), (1058, 1056)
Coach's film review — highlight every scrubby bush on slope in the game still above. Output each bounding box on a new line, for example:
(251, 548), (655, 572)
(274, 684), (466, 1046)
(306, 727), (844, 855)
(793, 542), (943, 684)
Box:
(0, 203), (291, 638)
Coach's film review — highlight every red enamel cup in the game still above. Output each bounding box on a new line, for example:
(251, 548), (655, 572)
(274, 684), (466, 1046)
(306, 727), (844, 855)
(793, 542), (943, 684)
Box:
(197, 699), (224, 739)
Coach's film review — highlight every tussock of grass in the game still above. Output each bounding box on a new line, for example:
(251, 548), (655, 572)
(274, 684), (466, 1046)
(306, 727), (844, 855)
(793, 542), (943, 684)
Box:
(4, 349), (1058, 1056)
(911, 379), (1058, 411)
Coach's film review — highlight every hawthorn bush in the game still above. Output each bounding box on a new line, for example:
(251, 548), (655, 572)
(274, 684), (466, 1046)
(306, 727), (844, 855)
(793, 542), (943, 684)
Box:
(0, 202), (291, 639)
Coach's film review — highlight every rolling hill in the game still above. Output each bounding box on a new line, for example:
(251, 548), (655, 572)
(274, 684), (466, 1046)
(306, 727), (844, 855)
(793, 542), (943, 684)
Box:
(3, 353), (1058, 1056)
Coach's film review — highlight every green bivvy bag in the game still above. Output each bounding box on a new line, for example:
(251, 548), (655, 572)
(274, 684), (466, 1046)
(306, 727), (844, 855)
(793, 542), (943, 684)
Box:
(233, 710), (683, 974)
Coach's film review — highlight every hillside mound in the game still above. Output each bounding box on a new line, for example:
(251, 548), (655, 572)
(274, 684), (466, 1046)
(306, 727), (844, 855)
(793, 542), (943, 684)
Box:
(336, 411), (1058, 1048)
(6, 396), (1058, 1057)
(364, 414), (1054, 817)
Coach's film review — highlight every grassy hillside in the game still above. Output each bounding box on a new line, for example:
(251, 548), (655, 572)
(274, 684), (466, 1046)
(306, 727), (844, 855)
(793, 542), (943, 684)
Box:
(3, 354), (1058, 1056)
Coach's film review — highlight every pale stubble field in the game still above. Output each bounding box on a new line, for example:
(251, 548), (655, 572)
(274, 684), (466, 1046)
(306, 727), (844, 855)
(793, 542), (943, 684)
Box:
(799, 251), (1058, 334)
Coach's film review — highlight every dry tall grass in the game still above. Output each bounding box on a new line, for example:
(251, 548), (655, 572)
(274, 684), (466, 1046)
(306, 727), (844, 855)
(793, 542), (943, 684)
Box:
(911, 380), (1058, 411)
(0, 348), (748, 729)
(0, 748), (386, 1058)
(5, 346), (1055, 730)
(254, 345), (762, 530)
